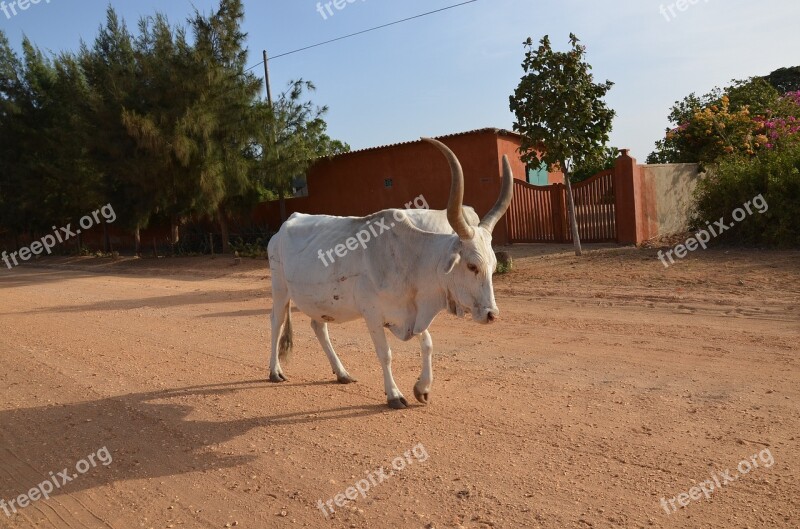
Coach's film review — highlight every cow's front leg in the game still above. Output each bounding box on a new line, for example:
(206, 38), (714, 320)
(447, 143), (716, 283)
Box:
(311, 319), (357, 384)
(366, 322), (407, 409)
(413, 330), (433, 404)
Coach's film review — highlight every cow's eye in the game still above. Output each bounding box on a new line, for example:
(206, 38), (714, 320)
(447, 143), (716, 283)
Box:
(467, 263), (479, 274)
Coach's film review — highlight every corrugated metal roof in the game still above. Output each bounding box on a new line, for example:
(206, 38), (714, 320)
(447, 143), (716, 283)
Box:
(324, 127), (521, 159)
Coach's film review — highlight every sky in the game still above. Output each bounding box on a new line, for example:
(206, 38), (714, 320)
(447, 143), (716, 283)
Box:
(1, 0), (799, 160)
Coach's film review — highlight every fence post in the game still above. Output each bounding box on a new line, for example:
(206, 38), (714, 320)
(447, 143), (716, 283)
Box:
(615, 150), (635, 244)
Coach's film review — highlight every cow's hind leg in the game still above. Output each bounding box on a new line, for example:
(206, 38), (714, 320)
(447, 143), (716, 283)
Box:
(413, 330), (433, 404)
(269, 285), (291, 382)
(366, 322), (407, 409)
(311, 320), (357, 384)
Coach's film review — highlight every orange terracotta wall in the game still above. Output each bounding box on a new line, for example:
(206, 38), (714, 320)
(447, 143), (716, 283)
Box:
(254, 131), (522, 245)
(495, 136), (528, 183)
(548, 169), (565, 185)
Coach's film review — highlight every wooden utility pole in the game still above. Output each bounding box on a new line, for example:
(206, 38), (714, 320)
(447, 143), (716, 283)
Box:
(262, 50), (287, 221)
(263, 50), (273, 107)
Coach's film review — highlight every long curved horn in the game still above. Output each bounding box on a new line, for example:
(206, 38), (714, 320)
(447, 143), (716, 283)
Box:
(479, 154), (514, 232)
(421, 137), (474, 240)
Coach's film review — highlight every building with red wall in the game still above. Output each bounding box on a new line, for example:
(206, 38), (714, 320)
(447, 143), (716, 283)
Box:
(253, 128), (557, 246)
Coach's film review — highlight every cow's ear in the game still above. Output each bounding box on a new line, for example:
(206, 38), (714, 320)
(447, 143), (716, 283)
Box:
(441, 252), (461, 275)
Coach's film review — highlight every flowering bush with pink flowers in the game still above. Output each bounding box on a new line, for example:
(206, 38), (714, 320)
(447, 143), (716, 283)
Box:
(753, 91), (800, 150)
(688, 88), (800, 246)
(784, 90), (800, 106)
(649, 82), (800, 165)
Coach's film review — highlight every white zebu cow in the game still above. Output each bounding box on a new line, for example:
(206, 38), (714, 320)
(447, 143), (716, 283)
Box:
(267, 138), (513, 408)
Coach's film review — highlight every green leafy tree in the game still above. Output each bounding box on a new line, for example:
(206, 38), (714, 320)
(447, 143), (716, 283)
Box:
(122, 14), (224, 247)
(648, 94), (759, 166)
(726, 78), (782, 116)
(0, 1), (349, 255)
(81, 7), (156, 253)
(0, 31), (25, 245)
(2, 38), (102, 251)
(647, 77), (794, 165)
(190, 0), (262, 252)
(43, 52), (105, 250)
(571, 146), (619, 182)
(764, 66), (800, 94)
(254, 80), (349, 221)
(509, 34), (615, 255)
(6, 39), (59, 239)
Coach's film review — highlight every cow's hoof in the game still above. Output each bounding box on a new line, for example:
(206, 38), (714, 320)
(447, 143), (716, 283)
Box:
(269, 372), (287, 383)
(413, 383), (430, 405)
(336, 373), (358, 384)
(387, 397), (409, 409)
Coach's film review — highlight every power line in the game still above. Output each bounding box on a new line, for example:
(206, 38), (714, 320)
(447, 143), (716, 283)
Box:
(244, 0), (478, 72)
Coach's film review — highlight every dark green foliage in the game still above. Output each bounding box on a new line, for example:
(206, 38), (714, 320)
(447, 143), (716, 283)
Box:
(726, 77), (782, 116)
(763, 66), (800, 94)
(693, 144), (800, 246)
(80, 7), (155, 235)
(571, 146), (618, 182)
(257, 79), (351, 197)
(494, 251), (512, 275)
(0, 0), (346, 253)
(0, 33), (24, 237)
(251, 80), (350, 219)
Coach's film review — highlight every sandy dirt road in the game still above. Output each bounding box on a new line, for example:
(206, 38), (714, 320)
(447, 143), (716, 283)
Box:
(0, 245), (798, 529)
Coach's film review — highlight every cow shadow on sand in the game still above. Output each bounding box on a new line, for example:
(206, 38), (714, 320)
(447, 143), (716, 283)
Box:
(0, 380), (387, 503)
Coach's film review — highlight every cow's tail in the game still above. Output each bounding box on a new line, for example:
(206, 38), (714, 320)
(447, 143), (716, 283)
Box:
(278, 306), (293, 363)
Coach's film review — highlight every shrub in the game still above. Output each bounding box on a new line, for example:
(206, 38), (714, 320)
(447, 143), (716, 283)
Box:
(230, 237), (269, 258)
(693, 143), (800, 246)
(495, 251), (513, 274)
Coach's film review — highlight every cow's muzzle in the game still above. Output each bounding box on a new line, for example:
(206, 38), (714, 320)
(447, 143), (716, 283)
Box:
(475, 307), (499, 324)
